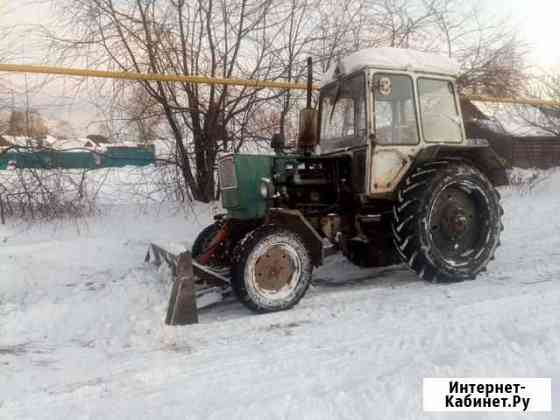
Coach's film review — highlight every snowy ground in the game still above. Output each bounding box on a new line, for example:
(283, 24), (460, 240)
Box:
(1, 167), (559, 419)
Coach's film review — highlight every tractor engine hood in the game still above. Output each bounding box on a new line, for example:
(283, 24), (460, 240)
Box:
(218, 154), (275, 220)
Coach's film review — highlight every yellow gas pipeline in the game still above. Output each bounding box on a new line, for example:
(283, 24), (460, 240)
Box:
(464, 95), (560, 108)
(1, 63), (559, 108)
(0, 63), (310, 90)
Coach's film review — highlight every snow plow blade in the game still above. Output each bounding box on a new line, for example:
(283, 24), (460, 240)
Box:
(145, 242), (231, 325)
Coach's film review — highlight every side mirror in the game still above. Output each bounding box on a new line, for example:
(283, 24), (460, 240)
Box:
(297, 108), (318, 154)
(271, 133), (285, 154)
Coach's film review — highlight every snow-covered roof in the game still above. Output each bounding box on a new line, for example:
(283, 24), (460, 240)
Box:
(0, 134), (155, 154)
(2, 135), (28, 147)
(322, 47), (460, 85)
(50, 138), (93, 151)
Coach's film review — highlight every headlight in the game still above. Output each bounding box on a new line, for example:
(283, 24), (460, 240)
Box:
(218, 157), (237, 190)
(260, 182), (269, 199)
(260, 178), (273, 199)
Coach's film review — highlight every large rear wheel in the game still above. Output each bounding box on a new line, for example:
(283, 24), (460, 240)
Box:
(232, 225), (312, 313)
(392, 160), (503, 282)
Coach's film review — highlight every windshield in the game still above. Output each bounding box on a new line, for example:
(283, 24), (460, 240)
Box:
(320, 73), (366, 153)
(418, 78), (463, 143)
(374, 74), (419, 145)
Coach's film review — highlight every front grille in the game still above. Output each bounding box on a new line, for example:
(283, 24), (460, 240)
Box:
(219, 157), (237, 189)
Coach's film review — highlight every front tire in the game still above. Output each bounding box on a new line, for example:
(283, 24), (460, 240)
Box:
(232, 225), (312, 313)
(392, 160), (503, 282)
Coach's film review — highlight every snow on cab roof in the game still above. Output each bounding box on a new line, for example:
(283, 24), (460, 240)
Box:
(322, 47), (460, 85)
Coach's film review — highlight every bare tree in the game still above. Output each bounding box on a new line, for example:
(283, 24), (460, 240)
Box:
(36, 0), (528, 203)
(42, 0), (312, 201)
(124, 84), (163, 144)
(507, 71), (560, 136)
(0, 4), (16, 113)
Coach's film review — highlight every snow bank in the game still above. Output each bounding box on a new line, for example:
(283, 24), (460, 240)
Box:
(0, 165), (189, 221)
(507, 167), (560, 195)
(322, 47), (460, 85)
(2, 166), (560, 419)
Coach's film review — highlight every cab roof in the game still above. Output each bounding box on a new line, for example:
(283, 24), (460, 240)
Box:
(321, 47), (461, 86)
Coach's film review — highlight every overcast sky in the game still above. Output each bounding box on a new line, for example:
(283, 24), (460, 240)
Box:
(1, 0), (559, 135)
(3, 0), (558, 67)
(483, 0), (560, 68)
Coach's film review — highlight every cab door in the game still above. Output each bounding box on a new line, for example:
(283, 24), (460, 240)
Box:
(368, 72), (421, 196)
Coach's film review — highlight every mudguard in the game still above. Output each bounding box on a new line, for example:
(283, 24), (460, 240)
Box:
(414, 140), (508, 186)
(266, 208), (324, 267)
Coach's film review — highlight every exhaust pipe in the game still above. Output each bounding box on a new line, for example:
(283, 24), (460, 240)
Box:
(297, 57), (319, 154)
(306, 56), (313, 109)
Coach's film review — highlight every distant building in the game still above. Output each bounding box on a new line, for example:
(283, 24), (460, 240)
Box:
(86, 134), (111, 147)
(462, 99), (560, 169)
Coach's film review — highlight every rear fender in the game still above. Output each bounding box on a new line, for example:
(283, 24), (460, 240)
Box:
(414, 141), (508, 186)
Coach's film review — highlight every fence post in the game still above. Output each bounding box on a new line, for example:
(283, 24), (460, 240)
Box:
(0, 194), (5, 225)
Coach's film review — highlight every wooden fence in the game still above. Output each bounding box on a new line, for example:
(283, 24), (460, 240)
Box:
(511, 138), (560, 169)
(0, 146), (155, 170)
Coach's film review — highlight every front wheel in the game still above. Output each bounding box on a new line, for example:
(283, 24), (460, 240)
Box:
(392, 160), (503, 282)
(232, 225), (312, 313)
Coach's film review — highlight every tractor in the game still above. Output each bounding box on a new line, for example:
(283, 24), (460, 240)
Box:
(180, 48), (505, 313)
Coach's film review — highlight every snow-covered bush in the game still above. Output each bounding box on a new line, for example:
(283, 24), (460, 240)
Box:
(0, 168), (98, 223)
(0, 162), (198, 224)
(507, 167), (560, 194)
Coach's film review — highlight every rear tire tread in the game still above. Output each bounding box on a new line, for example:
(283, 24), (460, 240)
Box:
(392, 160), (502, 283)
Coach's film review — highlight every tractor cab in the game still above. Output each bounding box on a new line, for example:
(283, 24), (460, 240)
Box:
(318, 47), (466, 196)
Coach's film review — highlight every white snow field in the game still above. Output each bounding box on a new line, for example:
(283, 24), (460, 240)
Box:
(1, 166), (559, 419)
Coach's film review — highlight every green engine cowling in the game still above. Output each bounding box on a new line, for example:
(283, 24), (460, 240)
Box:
(218, 153), (274, 220)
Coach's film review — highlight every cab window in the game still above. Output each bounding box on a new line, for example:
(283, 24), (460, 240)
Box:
(374, 74), (419, 145)
(320, 74), (367, 153)
(418, 78), (463, 143)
